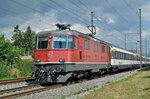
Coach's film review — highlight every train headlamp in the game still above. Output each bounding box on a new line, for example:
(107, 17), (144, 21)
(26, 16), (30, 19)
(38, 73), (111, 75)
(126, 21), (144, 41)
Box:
(36, 59), (41, 63)
(49, 35), (53, 39)
(59, 58), (65, 62)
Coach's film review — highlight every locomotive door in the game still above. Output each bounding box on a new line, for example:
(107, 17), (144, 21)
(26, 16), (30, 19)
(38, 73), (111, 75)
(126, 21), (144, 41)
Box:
(73, 36), (81, 62)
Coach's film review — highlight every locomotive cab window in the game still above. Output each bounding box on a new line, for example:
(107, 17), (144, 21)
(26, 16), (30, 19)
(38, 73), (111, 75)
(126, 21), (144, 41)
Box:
(53, 35), (67, 49)
(68, 36), (74, 49)
(37, 36), (49, 49)
(75, 37), (78, 49)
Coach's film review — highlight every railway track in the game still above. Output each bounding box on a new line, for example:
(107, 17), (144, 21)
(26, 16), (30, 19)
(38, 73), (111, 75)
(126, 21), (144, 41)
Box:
(0, 68), (143, 99)
(0, 77), (35, 85)
(0, 84), (62, 99)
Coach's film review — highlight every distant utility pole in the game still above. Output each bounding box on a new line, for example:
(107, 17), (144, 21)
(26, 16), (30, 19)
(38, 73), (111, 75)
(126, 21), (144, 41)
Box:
(124, 33), (139, 50)
(145, 38), (147, 66)
(124, 33), (127, 49)
(91, 12), (94, 34)
(136, 42), (138, 53)
(87, 12), (96, 35)
(139, 8), (142, 69)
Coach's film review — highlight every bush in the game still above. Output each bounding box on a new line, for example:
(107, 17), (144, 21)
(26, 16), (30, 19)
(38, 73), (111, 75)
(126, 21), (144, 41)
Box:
(15, 60), (33, 77)
(0, 61), (10, 79)
(0, 34), (20, 66)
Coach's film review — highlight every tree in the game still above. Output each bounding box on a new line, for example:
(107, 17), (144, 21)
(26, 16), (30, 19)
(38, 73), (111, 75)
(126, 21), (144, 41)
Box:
(12, 25), (24, 48)
(0, 34), (20, 66)
(11, 25), (35, 56)
(24, 26), (35, 55)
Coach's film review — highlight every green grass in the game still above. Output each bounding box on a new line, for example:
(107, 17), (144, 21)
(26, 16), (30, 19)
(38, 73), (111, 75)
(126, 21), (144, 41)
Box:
(83, 70), (150, 99)
(0, 60), (33, 80)
(73, 85), (99, 95)
(15, 60), (33, 77)
(61, 95), (65, 99)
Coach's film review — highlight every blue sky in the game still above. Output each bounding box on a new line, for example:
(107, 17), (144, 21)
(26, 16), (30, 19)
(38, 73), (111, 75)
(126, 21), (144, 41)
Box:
(0, 0), (150, 54)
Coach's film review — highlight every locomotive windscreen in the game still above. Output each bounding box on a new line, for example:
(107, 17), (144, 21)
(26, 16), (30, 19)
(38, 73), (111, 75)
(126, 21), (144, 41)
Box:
(37, 36), (49, 49)
(53, 35), (67, 49)
(53, 35), (74, 49)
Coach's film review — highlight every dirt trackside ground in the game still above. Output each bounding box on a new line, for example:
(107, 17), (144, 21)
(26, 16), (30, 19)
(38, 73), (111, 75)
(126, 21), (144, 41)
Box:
(83, 69), (150, 99)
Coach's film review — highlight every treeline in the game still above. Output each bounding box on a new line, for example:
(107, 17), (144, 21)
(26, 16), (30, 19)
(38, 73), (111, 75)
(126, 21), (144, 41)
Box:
(0, 25), (35, 79)
(12, 25), (35, 56)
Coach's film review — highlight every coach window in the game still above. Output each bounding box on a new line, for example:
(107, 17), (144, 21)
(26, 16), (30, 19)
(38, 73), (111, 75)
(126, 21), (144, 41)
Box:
(68, 36), (74, 49)
(102, 45), (105, 53)
(112, 51), (115, 59)
(122, 53), (124, 59)
(94, 43), (98, 51)
(84, 40), (89, 50)
(119, 52), (121, 59)
(75, 37), (78, 49)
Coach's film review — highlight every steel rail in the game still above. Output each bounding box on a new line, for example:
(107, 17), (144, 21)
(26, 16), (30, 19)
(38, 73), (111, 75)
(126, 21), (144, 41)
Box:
(0, 84), (62, 99)
(0, 84), (40, 95)
(0, 77), (35, 85)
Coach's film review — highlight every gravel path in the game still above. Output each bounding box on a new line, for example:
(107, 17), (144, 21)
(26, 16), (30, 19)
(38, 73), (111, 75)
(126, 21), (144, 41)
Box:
(17, 69), (139, 99)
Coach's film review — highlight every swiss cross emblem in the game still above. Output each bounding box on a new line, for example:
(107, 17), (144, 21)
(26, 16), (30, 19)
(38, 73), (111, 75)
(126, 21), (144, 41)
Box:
(47, 51), (53, 57)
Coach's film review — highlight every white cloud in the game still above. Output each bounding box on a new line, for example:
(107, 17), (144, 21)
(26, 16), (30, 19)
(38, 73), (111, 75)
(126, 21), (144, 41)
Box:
(71, 24), (90, 33)
(142, 29), (150, 38)
(141, 2), (150, 21)
(107, 18), (115, 24)
(20, 13), (59, 33)
(0, 27), (14, 40)
(0, 13), (59, 40)
(0, 13), (101, 40)
(102, 13), (116, 24)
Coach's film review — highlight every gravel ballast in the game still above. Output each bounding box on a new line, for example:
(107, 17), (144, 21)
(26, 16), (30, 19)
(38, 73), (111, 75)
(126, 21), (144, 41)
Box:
(16, 69), (139, 99)
(0, 80), (36, 91)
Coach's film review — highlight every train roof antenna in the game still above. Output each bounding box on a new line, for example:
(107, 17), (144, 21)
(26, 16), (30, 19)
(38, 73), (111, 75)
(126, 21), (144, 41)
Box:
(55, 24), (71, 30)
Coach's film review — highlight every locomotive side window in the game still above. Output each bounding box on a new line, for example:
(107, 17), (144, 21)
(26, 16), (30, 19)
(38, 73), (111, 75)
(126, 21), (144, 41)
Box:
(84, 40), (89, 50)
(53, 36), (67, 49)
(102, 45), (105, 53)
(35, 36), (37, 49)
(75, 37), (78, 49)
(37, 36), (49, 49)
(68, 36), (74, 49)
(94, 43), (98, 51)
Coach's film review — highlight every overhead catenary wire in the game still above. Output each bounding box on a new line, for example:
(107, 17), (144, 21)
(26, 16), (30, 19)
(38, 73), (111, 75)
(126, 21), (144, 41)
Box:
(123, 0), (137, 14)
(69, 0), (90, 16)
(42, 1), (89, 26)
(0, 0), (139, 49)
(49, 0), (90, 26)
(72, 0), (126, 43)
(105, 0), (130, 26)
(0, 7), (34, 19)
(10, 0), (88, 29)
(0, 7), (39, 28)
(76, 0), (127, 36)
(77, 0), (92, 12)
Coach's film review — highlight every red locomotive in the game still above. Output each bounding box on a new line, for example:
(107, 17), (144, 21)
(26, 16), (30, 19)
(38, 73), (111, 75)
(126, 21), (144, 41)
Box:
(31, 24), (150, 83)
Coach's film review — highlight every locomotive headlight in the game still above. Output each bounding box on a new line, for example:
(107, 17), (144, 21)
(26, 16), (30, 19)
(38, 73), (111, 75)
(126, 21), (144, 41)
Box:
(52, 69), (56, 73)
(59, 58), (65, 62)
(36, 59), (41, 63)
